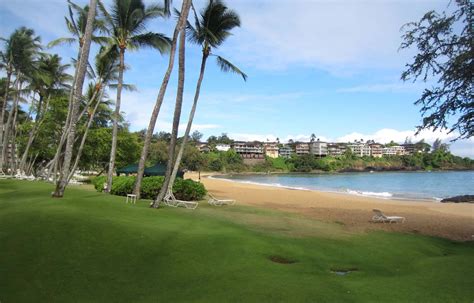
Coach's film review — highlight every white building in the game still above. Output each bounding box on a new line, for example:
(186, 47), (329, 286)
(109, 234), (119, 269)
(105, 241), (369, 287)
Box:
(309, 140), (328, 156)
(383, 145), (406, 156)
(347, 141), (371, 157)
(215, 144), (231, 152)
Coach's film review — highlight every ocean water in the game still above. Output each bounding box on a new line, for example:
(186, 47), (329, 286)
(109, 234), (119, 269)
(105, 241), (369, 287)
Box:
(213, 171), (474, 201)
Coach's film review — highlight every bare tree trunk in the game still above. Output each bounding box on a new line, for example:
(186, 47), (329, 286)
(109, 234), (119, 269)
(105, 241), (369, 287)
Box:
(133, 0), (192, 199)
(105, 48), (125, 193)
(19, 94), (51, 172)
(168, 54), (208, 191)
(153, 20), (188, 207)
(1, 79), (21, 173)
(68, 88), (103, 181)
(53, 0), (97, 198)
(0, 69), (12, 172)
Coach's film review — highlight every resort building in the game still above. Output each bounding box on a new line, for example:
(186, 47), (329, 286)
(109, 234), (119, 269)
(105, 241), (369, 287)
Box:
(263, 142), (279, 158)
(327, 143), (347, 157)
(232, 142), (265, 164)
(347, 141), (371, 157)
(295, 143), (310, 155)
(279, 145), (293, 158)
(383, 145), (406, 156)
(215, 144), (231, 152)
(309, 140), (328, 157)
(369, 143), (384, 158)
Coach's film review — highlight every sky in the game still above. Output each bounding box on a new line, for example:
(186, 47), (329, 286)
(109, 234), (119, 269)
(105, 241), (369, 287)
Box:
(1, 0), (473, 157)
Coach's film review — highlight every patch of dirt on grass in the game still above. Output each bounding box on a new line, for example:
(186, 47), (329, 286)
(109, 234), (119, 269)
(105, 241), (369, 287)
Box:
(269, 255), (296, 264)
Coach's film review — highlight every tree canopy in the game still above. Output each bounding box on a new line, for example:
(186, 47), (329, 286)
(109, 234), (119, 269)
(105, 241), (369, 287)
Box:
(400, 0), (473, 140)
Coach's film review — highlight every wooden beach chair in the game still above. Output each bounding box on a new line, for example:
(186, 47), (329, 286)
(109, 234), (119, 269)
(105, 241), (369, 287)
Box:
(372, 209), (405, 223)
(208, 193), (236, 206)
(164, 191), (198, 210)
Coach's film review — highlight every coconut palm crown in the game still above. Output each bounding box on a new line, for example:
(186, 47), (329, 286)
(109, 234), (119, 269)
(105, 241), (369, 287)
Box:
(102, 0), (171, 53)
(187, 0), (247, 80)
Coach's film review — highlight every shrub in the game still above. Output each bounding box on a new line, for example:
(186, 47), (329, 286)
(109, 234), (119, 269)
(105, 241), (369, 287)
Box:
(91, 175), (206, 201)
(110, 176), (136, 197)
(141, 177), (165, 200)
(173, 179), (207, 201)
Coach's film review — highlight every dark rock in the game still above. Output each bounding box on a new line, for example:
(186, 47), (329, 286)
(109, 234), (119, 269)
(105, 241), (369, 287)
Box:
(441, 195), (474, 203)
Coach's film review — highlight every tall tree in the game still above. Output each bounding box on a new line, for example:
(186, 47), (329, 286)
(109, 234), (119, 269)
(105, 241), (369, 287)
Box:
(0, 27), (42, 173)
(19, 54), (72, 173)
(165, 0), (246, 196)
(102, 0), (171, 193)
(400, 0), (473, 140)
(47, 0), (108, 180)
(152, 7), (190, 207)
(68, 48), (121, 180)
(133, 0), (192, 199)
(53, 0), (98, 197)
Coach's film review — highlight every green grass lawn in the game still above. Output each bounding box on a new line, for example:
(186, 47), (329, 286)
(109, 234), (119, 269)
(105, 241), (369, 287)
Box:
(1, 180), (473, 302)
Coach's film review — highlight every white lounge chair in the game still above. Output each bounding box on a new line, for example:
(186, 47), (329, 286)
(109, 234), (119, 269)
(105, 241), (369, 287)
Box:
(164, 191), (198, 210)
(372, 209), (405, 223)
(208, 193), (236, 206)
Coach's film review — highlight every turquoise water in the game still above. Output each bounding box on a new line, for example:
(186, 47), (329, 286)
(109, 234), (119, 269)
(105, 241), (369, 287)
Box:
(214, 171), (474, 201)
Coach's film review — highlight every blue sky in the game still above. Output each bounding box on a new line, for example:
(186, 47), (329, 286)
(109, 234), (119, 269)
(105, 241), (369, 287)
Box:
(1, 0), (473, 157)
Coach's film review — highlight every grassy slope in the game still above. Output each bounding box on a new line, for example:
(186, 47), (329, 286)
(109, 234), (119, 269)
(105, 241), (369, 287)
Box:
(0, 180), (473, 302)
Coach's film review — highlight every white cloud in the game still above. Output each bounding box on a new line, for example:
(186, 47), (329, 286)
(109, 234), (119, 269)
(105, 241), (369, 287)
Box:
(220, 0), (451, 73)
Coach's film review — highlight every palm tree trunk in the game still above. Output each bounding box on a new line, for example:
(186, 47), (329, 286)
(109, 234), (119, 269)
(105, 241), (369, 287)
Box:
(19, 94), (51, 172)
(10, 101), (20, 173)
(53, 0), (97, 198)
(0, 69), (12, 172)
(1, 79), (21, 173)
(153, 21), (188, 207)
(105, 48), (125, 193)
(68, 87), (103, 181)
(48, 49), (81, 181)
(133, 0), (192, 199)
(168, 54), (208, 191)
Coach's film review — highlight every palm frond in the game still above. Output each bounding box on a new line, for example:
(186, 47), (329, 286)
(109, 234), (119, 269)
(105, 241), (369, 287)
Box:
(128, 32), (171, 53)
(214, 55), (247, 81)
(47, 37), (76, 48)
(109, 83), (137, 91)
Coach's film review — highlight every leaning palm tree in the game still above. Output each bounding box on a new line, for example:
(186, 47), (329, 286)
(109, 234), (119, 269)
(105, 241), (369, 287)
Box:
(161, 0), (247, 201)
(19, 54), (72, 173)
(68, 47), (135, 181)
(0, 27), (42, 172)
(53, 0), (98, 198)
(47, 0), (108, 181)
(133, 0), (192, 199)
(152, 7), (190, 207)
(102, 0), (171, 193)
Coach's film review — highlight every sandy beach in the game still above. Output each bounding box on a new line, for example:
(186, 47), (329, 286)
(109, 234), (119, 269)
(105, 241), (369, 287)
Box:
(187, 172), (474, 241)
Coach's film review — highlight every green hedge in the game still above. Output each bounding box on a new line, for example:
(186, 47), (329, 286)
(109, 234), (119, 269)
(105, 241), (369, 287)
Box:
(91, 176), (206, 201)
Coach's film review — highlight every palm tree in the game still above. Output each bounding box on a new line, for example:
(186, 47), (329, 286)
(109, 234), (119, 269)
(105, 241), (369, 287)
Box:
(68, 47), (125, 180)
(47, 0), (108, 181)
(53, 0), (98, 198)
(152, 10), (189, 207)
(160, 0), (246, 201)
(133, 0), (192, 199)
(19, 54), (72, 173)
(102, 0), (171, 193)
(0, 27), (42, 173)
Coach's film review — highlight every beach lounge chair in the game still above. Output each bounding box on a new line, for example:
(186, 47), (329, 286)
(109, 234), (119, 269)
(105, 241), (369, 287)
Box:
(372, 209), (405, 223)
(164, 191), (198, 210)
(208, 193), (236, 206)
